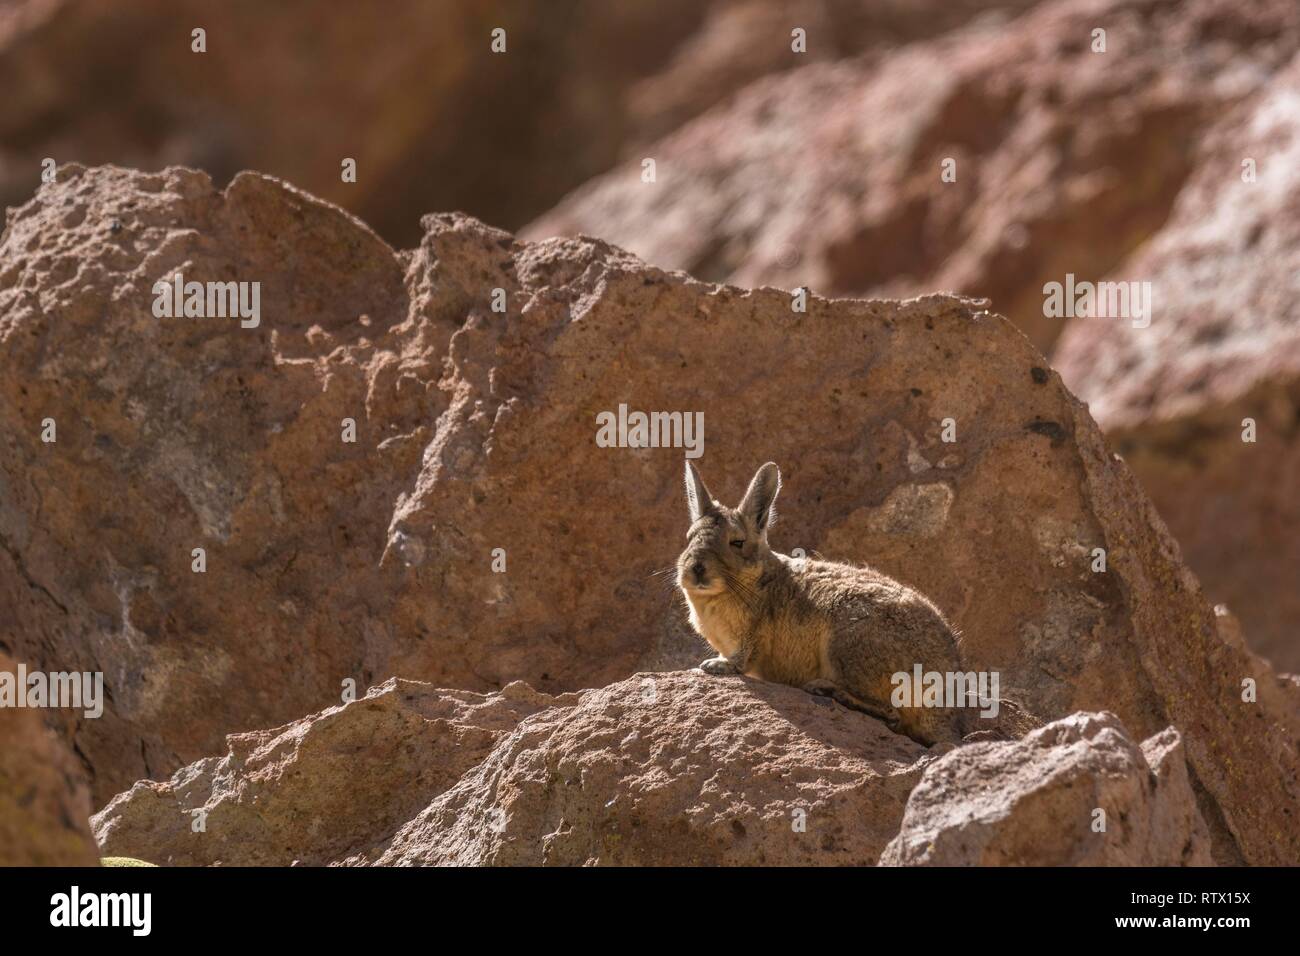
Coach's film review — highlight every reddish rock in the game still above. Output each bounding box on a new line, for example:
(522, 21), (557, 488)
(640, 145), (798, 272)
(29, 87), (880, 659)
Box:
(375, 672), (932, 865)
(93, 682), (1221, 867)
(92, 677), (564, 867)
(0, 0), (1051, 249)
(1, 164), (422, 802)
(526, 0), (1300, 354)
(1056, 52), (1300, 671)
(880, 713), (1212, 866)
(625, 0), (1043, 146)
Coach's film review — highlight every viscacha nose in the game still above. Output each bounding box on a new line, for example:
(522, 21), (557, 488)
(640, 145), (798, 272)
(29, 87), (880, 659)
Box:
(691, 561), (706, 582)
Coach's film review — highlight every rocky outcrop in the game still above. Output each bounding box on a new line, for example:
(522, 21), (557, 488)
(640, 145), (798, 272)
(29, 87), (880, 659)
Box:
(93, 673), (932, 866)
(371, 672), (930, 866)
(95, 681), (1218, 867)
(0, 652), (100, 865)
(880, 713), (1211, 866)
(1056, 51), (1300, 671)
(2, 164), (1296, 862)
(525, 0), (1300, 354)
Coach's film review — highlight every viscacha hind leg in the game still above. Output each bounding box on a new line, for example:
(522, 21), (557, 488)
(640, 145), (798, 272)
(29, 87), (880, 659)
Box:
(803, 679), (900, 728)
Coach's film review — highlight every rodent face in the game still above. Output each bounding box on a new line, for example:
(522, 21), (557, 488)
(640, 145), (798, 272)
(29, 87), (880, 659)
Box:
(679, 461), (781, 603)
(677, 505), (770, 598)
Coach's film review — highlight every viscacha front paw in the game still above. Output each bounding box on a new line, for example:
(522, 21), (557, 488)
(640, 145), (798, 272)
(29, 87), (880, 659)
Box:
(699, 656), (737, 675)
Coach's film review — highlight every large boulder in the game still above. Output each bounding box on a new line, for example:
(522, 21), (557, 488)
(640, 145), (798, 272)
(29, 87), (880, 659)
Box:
(0, 652), (100, 865)
(525, 0), (1300, 354)
(880, 712), (1212, 866)
(1, 164), (1295, 863)
(373, 672), (930, 865)
(1055, 51), (1300, 671)
(0, 163), (420, 803)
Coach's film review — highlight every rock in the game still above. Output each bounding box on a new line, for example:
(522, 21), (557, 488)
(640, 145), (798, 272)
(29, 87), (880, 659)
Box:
(525, 0), (1300, 354)
(625, 0), (1043, 146)
(0, 164), (419, 803)
(0, 0), (710, 245)
(92, 671), (929, 866)
(2, 164), (1296, 864)
(0, 652), (100, 866)
(94, 672), (932, 866)
(92, 677), (563, 867)
(880, 712), (1212, 866)
(93, 680), (1220, 867)
(1055, 51), (1300, 671)
(372, 671), (928, 865)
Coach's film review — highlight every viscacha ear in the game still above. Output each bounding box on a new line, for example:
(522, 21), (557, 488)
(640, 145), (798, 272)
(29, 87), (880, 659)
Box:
(738, 462), (781, 532)
(685, 460), (716, 523)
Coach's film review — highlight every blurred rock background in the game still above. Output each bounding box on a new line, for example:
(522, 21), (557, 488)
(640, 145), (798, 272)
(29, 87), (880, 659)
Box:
(0, 0), (1042, 246)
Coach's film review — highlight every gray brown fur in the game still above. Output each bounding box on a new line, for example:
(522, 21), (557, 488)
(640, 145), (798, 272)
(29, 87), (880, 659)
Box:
(676, 461), (1039, 746)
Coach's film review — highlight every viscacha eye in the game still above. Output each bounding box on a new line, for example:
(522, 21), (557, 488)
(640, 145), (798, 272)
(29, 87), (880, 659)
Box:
(730, 539), (745, 550)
